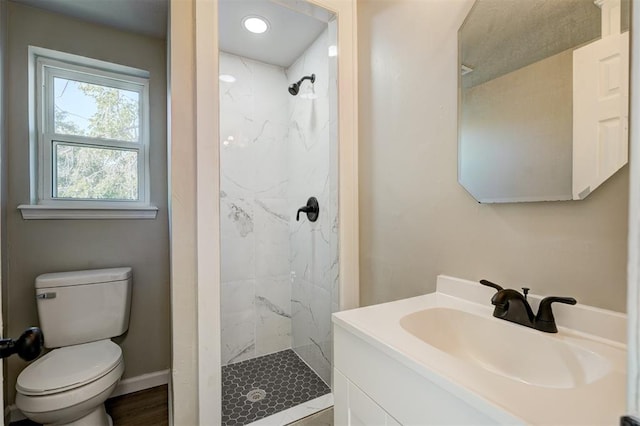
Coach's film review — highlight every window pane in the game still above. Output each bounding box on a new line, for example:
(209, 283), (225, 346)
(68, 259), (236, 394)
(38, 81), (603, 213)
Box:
(55, 143), (138, 200)
(53, 77), (140, 142)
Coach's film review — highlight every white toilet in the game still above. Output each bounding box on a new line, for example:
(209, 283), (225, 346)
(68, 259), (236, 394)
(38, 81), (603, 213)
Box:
(15, 267), (132, 426)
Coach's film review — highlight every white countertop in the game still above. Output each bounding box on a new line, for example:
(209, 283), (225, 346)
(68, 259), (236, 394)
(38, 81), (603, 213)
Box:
(332, 275), (626, 425)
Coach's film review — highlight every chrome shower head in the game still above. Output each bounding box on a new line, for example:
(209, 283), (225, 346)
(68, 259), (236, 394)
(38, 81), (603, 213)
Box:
(288, 74), (315, 96)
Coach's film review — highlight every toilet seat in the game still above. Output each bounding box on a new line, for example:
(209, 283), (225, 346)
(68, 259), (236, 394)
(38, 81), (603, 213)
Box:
(15, 358), (124, 425)
(17, 340), (122, 396)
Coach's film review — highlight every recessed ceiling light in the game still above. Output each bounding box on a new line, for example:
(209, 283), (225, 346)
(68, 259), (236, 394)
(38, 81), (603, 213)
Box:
(219, 74), (236, 83)
(243, 16), (269, 34)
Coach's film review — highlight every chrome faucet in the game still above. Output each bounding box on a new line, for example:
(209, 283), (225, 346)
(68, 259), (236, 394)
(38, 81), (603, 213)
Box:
(479, 279), (577, 333)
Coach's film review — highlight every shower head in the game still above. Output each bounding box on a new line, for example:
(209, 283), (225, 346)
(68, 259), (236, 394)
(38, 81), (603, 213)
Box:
(288, 74), (315, 96)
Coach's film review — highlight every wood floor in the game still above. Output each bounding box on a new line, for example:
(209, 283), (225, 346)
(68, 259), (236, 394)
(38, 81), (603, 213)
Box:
(10, 385), (333, 425)
(11, 385), (168, 426)
(106, 385), (168, 426)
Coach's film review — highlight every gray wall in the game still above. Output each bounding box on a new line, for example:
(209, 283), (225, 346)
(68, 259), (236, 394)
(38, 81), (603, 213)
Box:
(6, 2), (170, 403)
(358, 0), (628, 312)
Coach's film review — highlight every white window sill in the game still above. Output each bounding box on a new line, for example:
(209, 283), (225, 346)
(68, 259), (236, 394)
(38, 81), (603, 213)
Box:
(18, 204), (158, 220)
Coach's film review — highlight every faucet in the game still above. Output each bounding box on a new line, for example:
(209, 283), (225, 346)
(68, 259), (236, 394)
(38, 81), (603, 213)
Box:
(479, 279), (577, 333)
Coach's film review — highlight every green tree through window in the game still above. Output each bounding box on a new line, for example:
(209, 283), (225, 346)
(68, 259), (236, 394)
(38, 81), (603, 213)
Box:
(54, 83), (140, 200)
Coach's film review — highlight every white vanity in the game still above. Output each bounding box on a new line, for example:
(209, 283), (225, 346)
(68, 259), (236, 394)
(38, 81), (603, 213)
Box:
(332, 276), (626, 425)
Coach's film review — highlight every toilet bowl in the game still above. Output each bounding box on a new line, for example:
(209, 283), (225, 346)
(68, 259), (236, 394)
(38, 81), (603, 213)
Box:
(15, 268), (132, 426)
(16, 340), (124, 426)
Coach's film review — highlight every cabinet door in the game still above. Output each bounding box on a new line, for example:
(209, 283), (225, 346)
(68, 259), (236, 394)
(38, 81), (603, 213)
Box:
(348, 380), (388, 426)
(334, 369), (349, 426)
(334, 368), (398, 426)
(386, 414), (402, 426)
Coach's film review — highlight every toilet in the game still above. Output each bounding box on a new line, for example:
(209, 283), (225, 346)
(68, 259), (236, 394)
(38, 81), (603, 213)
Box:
(15, 267), (132, 426)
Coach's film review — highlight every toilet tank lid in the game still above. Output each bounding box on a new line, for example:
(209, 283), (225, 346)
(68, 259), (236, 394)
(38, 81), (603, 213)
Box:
(36, 267), (132, 289)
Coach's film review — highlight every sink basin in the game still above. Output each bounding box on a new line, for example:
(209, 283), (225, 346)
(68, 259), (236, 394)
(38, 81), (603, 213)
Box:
(399, 307), (611, 389)
(334, 276), (626, 424)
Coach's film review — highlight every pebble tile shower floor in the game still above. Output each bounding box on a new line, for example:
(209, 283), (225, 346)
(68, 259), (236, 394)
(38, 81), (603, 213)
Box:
(222, 349), (331, 425)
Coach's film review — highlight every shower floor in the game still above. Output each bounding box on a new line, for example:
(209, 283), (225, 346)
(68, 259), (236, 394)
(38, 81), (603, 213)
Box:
(222, 349), (331, 426)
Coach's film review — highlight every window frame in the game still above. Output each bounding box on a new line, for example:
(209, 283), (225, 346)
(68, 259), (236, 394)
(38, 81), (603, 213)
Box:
(37, 56), (150, 207)
(18, 47), (157, 219)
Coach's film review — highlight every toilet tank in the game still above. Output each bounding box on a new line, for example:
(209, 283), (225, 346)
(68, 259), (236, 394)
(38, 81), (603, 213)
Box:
(35, 267), (132, 348)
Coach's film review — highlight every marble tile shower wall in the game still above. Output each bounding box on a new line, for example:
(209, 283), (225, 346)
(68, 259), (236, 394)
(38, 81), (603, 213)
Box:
(287, 26), (338, 386)
(220, 52), (293, 365)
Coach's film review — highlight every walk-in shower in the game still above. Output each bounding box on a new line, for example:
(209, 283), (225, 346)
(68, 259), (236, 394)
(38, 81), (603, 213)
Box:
(218, 0), (338, 424)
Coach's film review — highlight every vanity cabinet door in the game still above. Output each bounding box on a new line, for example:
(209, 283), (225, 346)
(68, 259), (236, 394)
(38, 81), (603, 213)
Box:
(349, 380), (387, 425)
(334, 369), (350, 425)
(334, 368), (401, 425)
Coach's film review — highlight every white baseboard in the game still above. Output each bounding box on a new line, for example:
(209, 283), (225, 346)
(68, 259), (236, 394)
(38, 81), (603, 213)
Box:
(7, 405), (25, 424)
(111, 369), (170, 398)
(7, 369), (170, 423)
(5, 405), (14, 425)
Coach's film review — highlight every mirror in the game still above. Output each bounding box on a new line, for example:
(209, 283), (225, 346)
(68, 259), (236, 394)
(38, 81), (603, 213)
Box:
(458, 0), (630, 203)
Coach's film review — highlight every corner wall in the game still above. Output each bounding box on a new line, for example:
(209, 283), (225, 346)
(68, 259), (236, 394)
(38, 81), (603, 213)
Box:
(358, 0), (628, 312)
(6, 3), (170, 403)
(288, 27), (337, 385)
(0, 0), (8, 411)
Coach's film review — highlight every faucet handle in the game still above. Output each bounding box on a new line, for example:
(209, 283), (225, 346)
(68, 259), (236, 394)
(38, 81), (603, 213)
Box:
(539, 296), (577, 311)
(535, 296), (577, 333)
(479, 279), (503, 292)
(296, 197), (319, 222)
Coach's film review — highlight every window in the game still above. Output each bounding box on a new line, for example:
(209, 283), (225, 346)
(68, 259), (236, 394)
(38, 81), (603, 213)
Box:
(19, 48), (157, 219)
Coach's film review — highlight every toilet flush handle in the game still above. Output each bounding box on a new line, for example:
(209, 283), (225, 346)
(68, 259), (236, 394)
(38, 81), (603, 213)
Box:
(36, 292), (56, 300)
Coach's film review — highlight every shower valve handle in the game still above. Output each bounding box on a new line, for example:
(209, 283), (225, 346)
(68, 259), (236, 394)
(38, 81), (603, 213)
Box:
(296, 197), (319, 222)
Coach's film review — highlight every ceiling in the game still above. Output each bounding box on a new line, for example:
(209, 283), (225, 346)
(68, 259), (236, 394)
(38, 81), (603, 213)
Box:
(10, 0), (168, 39)
(9, 0), (330, 68)
(460, 0), (602, 88)
(218, 0), (329, 68)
